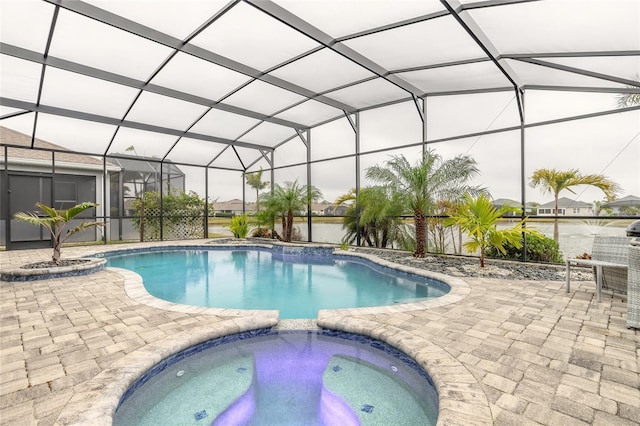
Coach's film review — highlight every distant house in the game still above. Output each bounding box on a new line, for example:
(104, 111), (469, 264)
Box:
(537, 197), (594, 216)
(601, 195), (640, 215)
(213, 199), (255, 216)
(322, 204), (348, 216)
(491, 198), (536, 216)
(311, 202), (332, 216)
(213, 200), (336, 216)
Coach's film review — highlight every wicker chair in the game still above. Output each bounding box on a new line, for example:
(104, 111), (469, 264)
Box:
(591, 235), (630, 294)
(628, 238), (640, 329)
(566, 235), (630, 302)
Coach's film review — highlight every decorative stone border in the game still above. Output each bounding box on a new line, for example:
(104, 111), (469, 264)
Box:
(0, 257), (106, 282)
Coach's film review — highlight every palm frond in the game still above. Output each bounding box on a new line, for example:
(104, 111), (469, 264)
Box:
(334, 189), (356, 206)
(530, 168), (621, 201)
(61, 221), (105, 243)
(13, 212), (59, 229)
(36, 203), (58, 218)
(61, 202), (98, 221)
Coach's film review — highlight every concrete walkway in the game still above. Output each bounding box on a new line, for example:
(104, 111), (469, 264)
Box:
(1, 241), (638, 425)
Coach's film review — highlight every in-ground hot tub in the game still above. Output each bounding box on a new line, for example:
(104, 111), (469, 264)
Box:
(113, 329), (439, 425)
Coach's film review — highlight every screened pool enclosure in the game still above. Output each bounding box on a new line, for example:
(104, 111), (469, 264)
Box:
(1, 0), (639, 258)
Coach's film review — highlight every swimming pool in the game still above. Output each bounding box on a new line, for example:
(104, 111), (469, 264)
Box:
(113, 329), (439, 425)
(105, 246), (449, 319)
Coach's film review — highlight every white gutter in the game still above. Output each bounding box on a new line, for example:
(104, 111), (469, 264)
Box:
(0, 157), (121, 172)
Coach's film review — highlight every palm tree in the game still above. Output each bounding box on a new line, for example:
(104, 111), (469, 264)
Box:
(13, 202), (104, 264)
(616, 74), (640, 108)
(366, 149), (482, 258)
(260, 180), (322, 242)
(336, 186), (408, 248)
(245, 167), (269, 213)
(529, 168), (620, 242)
(446, 194), (537, 267)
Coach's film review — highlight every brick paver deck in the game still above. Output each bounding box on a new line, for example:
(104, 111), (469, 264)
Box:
(1, 241), (638, 425)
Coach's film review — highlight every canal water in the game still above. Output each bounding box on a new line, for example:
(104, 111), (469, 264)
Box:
(211, 219), (633, 260)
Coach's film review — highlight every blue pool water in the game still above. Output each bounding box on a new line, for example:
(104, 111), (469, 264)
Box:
(113, 330), (439, 426)
(105, 248), (449, 319)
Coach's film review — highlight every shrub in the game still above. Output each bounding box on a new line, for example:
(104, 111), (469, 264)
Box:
(131, 191), (208, 241)
(486, 232), (564, 264)
(251, 227), (271, 238)
(291, 226), (303, 241)
(445, 194), (533, 267)
(228, 215), (250, 238)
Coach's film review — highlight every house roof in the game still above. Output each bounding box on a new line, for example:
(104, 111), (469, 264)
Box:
(0, 126), (118, 169)
(603, 195), (640, 208)
(538, 197), (592, 209)
(213, 199), (255, 212)
(312, 202), (332, 211)
(492, 198), (536, 208)
(212, 200), (332, 212)
(492, 198), (519, 206)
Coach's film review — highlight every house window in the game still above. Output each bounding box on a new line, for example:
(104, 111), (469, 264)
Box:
(54, 174), (95, 212)
(573, 208), (580, 214)
(55, 182), (77, 204)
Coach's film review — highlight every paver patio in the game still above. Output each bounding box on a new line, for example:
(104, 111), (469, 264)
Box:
(1, 241), (638, 425)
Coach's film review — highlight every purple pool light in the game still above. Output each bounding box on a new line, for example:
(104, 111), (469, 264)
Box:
(113, 330), (439, 425)
(214, 333), (363, 425)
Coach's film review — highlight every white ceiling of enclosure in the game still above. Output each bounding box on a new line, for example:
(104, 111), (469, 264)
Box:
(1, 0), (639, 171)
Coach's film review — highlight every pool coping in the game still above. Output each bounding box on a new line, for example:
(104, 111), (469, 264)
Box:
(55, 240), (489, 425)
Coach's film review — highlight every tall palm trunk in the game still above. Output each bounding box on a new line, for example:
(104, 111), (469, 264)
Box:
(553, 193), (559, 242)
(414, 210), (427, 258)
(52, 237), (62, 264)
(255, 189), (260, 213)
(281, 216), (287, 241)
(285, 210), (294, 242)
